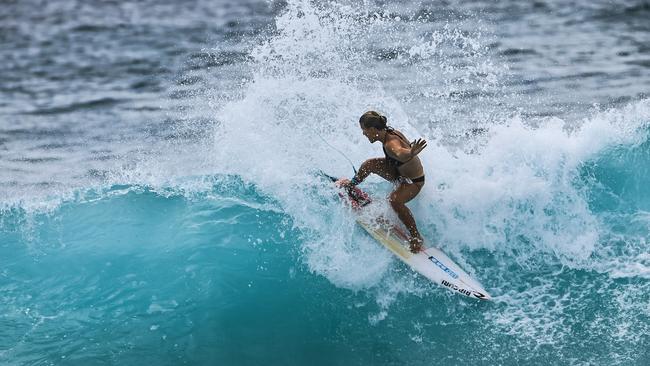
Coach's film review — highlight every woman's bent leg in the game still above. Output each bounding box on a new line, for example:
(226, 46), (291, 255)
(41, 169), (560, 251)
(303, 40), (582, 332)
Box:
(356, 158), (398, 182)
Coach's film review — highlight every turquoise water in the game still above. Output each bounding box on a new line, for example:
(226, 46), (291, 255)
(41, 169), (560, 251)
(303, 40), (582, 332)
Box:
(2, 134), (650, 364)
(2, 0), (650, 364)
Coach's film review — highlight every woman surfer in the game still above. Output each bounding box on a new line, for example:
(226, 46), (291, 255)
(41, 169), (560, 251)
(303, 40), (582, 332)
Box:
(337, 111), (428, 253)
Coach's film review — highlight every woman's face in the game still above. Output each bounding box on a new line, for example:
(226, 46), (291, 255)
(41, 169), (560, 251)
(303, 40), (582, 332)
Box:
(360, 125), (380, 143)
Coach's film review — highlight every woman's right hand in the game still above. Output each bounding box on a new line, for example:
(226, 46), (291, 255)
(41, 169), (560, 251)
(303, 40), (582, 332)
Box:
(335, 178), (351, 187)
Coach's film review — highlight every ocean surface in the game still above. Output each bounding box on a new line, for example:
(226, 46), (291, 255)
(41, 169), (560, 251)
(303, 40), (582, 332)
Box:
(1, 0), (649, 365)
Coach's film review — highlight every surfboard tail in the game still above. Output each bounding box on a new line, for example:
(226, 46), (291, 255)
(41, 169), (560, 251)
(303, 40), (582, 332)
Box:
(318, 171), (371, 208)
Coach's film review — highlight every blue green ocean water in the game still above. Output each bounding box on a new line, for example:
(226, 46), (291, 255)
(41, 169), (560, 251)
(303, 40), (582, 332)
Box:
(2, 0), (650, 365)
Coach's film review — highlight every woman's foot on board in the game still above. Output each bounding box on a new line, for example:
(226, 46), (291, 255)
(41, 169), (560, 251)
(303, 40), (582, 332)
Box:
(409, 236), (424, 253)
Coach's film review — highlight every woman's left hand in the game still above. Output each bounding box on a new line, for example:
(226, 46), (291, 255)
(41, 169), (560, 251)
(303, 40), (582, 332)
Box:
(410, 138), (427, 156)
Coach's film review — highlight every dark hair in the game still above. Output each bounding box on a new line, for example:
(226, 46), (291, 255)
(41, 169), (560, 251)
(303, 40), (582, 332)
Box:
(359, 111), (388, 130)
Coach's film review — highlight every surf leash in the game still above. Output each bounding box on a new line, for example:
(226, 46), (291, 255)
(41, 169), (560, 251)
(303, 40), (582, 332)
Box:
(314, 132), (358, 175)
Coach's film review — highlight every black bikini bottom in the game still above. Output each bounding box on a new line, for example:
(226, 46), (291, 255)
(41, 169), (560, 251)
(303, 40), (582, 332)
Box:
(396, 175), (425, 184)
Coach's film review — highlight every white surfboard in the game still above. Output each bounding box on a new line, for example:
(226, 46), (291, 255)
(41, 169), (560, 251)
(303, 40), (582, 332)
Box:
(356, 217), (491, 300)
(322, 171), (490, 300)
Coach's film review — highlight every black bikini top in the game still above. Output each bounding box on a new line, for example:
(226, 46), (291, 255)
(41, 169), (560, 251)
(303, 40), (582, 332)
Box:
(382, 128), (412, 167)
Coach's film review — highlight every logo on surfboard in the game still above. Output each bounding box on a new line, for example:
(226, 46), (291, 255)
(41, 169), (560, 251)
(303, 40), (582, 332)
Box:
(441, 279), (486, 299)
(428, 255), (459, 279)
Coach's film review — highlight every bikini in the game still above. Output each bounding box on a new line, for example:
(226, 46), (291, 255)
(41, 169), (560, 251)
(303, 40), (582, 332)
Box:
(382, 128), (425, 184)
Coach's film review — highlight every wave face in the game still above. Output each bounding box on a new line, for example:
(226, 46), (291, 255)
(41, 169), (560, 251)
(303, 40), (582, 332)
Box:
(1, 0), (649, 365)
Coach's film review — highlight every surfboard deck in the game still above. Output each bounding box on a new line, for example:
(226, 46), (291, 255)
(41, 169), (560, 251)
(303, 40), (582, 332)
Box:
(324, 173), (491, 300)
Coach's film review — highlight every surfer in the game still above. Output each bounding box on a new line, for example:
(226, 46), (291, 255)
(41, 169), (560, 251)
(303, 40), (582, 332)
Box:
(337, 111), (427, 253)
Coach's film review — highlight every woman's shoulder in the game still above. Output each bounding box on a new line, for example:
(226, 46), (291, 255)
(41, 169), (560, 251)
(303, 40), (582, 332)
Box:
(387, 129), (409, 144)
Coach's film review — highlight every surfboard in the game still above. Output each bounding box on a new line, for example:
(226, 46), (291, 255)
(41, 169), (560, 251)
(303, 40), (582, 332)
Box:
(356, 217), (491, 300)
(323, 173), (491, 300)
